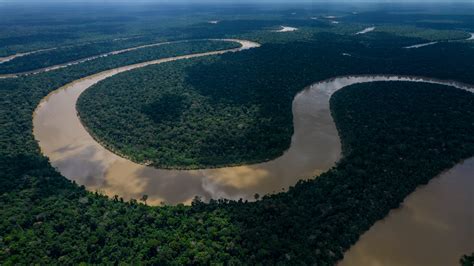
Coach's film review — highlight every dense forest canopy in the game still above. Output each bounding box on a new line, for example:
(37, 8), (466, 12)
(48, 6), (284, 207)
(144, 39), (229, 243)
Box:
(212, 81), (474, 264)
(79, 29), (474, 168)
(1, 3), (473, 265)
(3, 80), (474, 264)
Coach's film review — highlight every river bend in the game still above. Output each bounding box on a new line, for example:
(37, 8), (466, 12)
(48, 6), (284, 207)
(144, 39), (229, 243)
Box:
(32, 39), (474, 266)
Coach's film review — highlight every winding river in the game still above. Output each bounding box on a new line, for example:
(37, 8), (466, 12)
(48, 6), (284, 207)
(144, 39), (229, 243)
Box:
(0, 47), (57, 65)
(31, 39), (473, 265)
(404, 32), (474, 49)
(355, 26), (375, 35)
(0, 37), (140, 65)
(33, 39), (341, 205)
(273, 26), (298, 32)
(0, 39), (234, 79)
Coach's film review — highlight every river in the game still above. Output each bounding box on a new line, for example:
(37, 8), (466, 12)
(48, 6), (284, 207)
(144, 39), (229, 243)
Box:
(31, 39), (474, 264)
(0, 39), (240, 79)
(33, 39), (342, 205)
(339, 157), (474, 266)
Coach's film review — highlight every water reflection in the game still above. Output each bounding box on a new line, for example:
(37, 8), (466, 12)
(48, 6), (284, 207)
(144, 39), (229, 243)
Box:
(34, 39), (337, 204)
(33, 69), (342, 204)
(31, 39), (474, 265)
(339, 158), (474, 266)
(34, 64), (473, 205)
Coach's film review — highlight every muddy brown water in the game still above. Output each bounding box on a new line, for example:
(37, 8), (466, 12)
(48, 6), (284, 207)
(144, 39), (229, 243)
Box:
(339, 157), (474, 266)
(32, 39), (473, 265)
(33, 39), (342, 205)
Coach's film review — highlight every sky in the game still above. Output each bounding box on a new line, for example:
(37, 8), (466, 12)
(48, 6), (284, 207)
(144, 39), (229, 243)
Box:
(0, 0), (472, 2)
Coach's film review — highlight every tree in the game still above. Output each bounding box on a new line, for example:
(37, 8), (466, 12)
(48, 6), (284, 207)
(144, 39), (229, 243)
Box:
(141, 194), (148, 205)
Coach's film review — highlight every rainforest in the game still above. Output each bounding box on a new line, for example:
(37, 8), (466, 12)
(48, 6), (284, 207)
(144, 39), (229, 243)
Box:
(0, 1), (473, 265)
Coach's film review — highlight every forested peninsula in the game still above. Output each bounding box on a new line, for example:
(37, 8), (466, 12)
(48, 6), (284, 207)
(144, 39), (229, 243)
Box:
(3, 76), (474, 263)
(1, 7), (474, 264)
(79, 32), (474, 168)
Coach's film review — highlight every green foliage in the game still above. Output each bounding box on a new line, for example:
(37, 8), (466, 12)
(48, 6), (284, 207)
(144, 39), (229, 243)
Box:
(0, 4), (215, 56)
(1, 6), (474, 264)
(78, 56), (287, 168)
(0, 39), (248, 263)
(142, 93), (190, 124)
(0, 38), (156, 74)
(3, 75), (474, 264)
(461, 253), (474, 266)
(78, 29), (474, 168)
(0, 40), (239, 75)
(214, 82), (474, 264)
(373, 25), (469, 41)
(0, 189), (241, 264)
